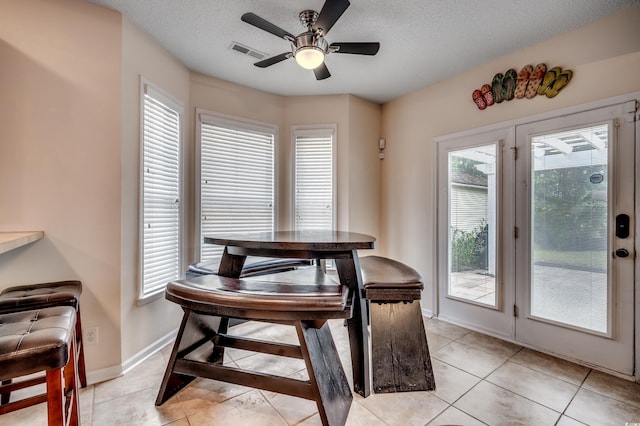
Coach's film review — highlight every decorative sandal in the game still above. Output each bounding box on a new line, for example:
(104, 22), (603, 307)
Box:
(537, 66), (560, 96)
(472, 89), (487, 110)
(514, 65), (533, 99)
(481, 84), (494, 106)
(525, 63), (547, 99)
(545, 69), (572, 98)
(503, 69), (517, 101)
(491, 73), (505, 103)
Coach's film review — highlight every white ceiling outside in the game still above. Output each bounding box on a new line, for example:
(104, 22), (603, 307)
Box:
(85, 0), (638, 104)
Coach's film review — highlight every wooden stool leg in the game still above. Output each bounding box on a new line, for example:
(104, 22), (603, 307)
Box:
(75, 307), (87, 388)
(297, 320), (352, 426)
(46, 369), (64, 426)
(370, 301), (435, 393)
(46, 333), (80, 426)
(65, 337), (80, 426)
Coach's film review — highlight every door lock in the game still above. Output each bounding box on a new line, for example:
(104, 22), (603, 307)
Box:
(615, 214), (630, 239)
(614, 248), (629, 258)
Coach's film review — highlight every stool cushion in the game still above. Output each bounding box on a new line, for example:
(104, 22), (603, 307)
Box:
(360, 256), (423, 290)
(0, 281), (82, 314)
(0, 306), (76, 380)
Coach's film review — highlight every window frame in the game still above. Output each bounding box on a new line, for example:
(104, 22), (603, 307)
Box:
(196, 109), (279, 262)
(138, 78), (185, 301)
(291, 125), (337, 232)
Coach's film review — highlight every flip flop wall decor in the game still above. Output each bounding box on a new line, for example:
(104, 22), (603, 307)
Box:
(472, 63), (572, 110)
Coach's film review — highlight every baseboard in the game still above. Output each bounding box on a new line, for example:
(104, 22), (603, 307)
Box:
(85, 328), (178, 385)
(421, 307), (434, 319)
(86, 363), (124, 386)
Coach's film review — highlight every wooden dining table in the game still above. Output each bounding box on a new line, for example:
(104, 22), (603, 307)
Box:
(204, 230), (376, 397)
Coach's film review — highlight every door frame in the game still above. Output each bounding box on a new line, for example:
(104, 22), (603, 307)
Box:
(432, 91), (640, 380)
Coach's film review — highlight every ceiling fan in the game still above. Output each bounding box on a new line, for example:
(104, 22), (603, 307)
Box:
(241, 0), (380, 80)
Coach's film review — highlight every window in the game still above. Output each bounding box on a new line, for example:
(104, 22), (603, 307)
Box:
(293, 126), (335, 231)
(140, 80), (183, 299)
(197, 111), (276, 261)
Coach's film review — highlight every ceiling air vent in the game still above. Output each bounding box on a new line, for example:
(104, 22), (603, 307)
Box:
(229, 42), (266, 60)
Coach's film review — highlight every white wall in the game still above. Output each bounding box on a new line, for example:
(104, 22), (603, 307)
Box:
(380, 4), (640, 312)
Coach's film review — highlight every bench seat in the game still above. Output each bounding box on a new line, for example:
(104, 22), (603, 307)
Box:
(187, 256), (312, 278)
(167, 272), (349, 315)
(360, 255), (435, 393)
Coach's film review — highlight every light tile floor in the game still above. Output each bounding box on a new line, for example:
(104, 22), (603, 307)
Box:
(4, 317), (640, 425)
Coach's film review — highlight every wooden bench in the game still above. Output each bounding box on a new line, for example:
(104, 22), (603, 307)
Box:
(360, 255), (435, 393)
(156, 268), (353, 426)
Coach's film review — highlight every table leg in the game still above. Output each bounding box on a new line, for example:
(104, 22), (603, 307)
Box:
(335, 252), (370, 398)
(218, 247), (246, 278)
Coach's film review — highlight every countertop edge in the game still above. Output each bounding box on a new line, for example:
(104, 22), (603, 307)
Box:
(0, 231), (45, 255)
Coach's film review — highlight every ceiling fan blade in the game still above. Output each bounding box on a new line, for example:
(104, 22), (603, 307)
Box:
(313, 0), (350, 35)
(330, 42), (380, 55)
(313, 63), (331, 80)
(241, 12), (294, 40)
(254, 52), (291, 68)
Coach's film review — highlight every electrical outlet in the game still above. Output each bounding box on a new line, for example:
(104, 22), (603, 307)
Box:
(85, 326), (99, 345)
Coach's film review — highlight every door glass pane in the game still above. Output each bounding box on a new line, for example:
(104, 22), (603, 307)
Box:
(448, 144), (497, 306)
(530, 124), (608, 333)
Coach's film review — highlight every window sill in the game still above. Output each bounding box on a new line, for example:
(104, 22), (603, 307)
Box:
(136, 287), (166, 306)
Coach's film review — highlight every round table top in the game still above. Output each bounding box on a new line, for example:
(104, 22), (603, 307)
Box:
(204, 230), (376, 251)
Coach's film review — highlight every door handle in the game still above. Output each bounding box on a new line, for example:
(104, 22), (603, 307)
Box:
(614, 248), (629, 258)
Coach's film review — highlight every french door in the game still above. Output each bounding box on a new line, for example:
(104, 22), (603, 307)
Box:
(514, 102), (636, 375)
(437, 100), (637, 375)
(437, 127), (515, 339)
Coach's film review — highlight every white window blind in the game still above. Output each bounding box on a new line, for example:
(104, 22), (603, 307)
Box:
(199, 113), (275, 261)
(141, 82), (183, 299)
(294, 128), (335, 231)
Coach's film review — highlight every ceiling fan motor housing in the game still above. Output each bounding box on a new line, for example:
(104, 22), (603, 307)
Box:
(294, 10), (327, 54)
(293, 32), (328, 54)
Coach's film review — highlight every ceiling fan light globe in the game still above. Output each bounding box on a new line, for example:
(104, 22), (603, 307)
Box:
(295, 47), (324, 69)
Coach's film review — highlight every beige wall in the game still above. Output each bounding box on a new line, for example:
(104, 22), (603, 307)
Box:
(282, 95), (381, 242)
(5, 0), (635, 381)
(0, 0), (123, 370)
(120, 16), (190, 362)
(189, 81), (382, 249)
(380, 4), (640, 312)
(0, 1), (381, 380)
(347, 96), (382, 241)
(188, 73), (286, 260)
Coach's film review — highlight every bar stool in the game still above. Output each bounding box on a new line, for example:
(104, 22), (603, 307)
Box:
(0, 280), (87, 398)
(0, 306), (80, 425)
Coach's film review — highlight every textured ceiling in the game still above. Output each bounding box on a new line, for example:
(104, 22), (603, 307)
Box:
(86, 0), (638, 104)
